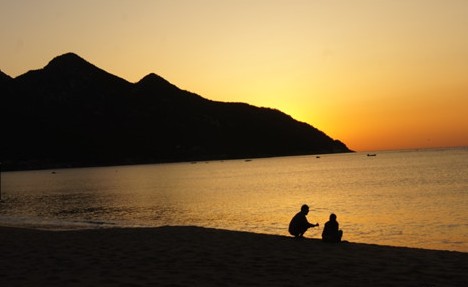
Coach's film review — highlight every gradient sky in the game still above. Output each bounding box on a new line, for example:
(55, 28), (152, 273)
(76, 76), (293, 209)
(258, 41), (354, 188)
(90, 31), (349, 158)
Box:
(1, 0), (467, 151)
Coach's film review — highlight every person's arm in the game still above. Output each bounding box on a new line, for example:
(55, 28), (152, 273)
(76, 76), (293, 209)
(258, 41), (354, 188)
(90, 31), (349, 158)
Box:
(302, 215), (319, 229)
(308, 220), (319, 228)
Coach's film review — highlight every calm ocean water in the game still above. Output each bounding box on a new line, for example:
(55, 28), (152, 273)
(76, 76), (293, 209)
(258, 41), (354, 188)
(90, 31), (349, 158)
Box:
(1, 148), (467, 252)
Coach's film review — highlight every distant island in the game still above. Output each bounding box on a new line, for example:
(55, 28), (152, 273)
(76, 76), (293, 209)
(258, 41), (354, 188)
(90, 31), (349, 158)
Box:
(1, 53), (352, 171)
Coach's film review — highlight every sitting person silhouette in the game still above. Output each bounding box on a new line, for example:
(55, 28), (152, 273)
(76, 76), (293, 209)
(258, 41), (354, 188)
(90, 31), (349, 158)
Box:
(322, 213), (343, 243)
(288, 204), (319, 238)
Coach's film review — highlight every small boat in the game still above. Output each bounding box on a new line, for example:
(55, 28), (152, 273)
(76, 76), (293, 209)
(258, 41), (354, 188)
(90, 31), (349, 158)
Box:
(367, 153), (377, 157)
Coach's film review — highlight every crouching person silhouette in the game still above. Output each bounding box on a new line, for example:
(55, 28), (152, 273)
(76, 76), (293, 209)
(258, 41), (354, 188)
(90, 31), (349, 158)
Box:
(322, 213), (343, 243)
(288, 204), (319, 238)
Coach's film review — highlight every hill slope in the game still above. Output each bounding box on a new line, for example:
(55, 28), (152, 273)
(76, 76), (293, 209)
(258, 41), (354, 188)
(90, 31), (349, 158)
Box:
(1, 53), (351, 170)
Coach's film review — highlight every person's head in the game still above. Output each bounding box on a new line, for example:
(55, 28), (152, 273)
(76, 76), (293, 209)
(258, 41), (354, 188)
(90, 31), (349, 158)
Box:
(301, 204), (309, 215)
(329, 213), (337, 221)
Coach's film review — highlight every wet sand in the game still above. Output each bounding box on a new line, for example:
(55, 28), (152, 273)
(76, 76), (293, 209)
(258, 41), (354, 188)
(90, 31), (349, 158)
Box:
(0, 226), (466, 286)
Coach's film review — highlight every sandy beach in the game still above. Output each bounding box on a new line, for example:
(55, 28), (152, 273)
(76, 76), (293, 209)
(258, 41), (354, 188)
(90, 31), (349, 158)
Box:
(0, 226), (466, 286)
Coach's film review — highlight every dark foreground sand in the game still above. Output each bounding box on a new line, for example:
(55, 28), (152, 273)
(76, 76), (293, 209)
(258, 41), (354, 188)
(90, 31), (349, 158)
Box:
(0, 226), (466, 287)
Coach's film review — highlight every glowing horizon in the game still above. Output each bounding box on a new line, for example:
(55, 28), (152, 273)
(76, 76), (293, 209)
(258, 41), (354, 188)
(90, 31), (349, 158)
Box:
(1, 0), (467, 151)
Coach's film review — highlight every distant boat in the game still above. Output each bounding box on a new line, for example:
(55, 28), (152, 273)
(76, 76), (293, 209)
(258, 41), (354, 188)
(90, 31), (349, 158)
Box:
(367, 153), (377, 157)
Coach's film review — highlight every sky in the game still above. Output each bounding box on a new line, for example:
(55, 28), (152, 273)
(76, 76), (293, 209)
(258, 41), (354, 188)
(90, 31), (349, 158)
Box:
(1, 0), (467, 151)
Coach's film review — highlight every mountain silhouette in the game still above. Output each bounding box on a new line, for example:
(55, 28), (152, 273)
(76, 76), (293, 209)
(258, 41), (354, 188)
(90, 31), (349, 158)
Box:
(0, 70), (12, 82)
(1, 52), (352, 170)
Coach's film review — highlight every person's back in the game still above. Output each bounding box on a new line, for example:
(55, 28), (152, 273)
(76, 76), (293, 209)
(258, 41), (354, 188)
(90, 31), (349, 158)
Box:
(322, 213), (343, 243)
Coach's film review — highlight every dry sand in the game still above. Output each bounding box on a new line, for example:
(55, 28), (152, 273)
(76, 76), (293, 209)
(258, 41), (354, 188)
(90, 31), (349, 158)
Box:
(0, 226), (466, 286)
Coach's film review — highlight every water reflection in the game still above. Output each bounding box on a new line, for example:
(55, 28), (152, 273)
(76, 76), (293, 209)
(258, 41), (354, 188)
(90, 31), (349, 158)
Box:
(1, 148), (467, 251)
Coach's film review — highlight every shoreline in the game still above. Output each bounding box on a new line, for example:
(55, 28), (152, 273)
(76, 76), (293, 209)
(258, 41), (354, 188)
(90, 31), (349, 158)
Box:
(1, 226), (466, 286)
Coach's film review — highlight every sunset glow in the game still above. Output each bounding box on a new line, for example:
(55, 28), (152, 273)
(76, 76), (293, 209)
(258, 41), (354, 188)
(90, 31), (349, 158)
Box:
(1, 0), (467, 151)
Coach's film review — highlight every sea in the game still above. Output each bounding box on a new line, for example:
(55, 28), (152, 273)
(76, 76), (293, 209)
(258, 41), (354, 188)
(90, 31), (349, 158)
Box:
(1, 148), (467, 252)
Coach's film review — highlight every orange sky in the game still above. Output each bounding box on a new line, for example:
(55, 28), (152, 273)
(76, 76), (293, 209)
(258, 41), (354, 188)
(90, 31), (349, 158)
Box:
(1, 0), (467, 151)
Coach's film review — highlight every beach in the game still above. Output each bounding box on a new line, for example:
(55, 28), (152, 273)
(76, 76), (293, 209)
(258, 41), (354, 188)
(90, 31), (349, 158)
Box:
(0, 226), (466, 286)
